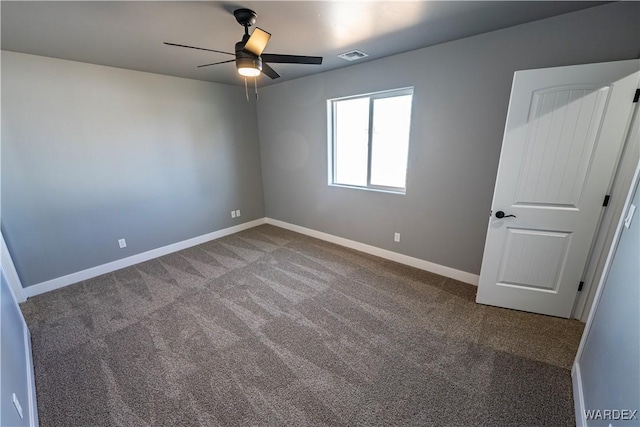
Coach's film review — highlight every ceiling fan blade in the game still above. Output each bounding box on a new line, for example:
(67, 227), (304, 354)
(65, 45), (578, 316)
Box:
(262, 63), (280, 79)
(164, 42), (234, 56)
(261, 54), (323, 65)
(197, 59), (236, 68)
(243, 27), (271, 56)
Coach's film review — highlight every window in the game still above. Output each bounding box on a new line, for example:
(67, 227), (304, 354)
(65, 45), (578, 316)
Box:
(329, 88), (413, 193)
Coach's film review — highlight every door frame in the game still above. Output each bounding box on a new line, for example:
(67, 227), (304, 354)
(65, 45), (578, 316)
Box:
(1, 232), (26, 303)
(572, 158), (640, 424)
(572, 95), (639, 320)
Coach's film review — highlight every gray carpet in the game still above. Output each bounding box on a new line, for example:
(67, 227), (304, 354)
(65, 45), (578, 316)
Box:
(21, 224), (584, 426)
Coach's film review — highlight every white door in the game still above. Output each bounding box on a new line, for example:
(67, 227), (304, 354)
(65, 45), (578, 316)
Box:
(477, 60), (639, 318)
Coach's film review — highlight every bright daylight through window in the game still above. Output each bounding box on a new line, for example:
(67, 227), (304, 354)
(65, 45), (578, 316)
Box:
(329, 88), (413, 193)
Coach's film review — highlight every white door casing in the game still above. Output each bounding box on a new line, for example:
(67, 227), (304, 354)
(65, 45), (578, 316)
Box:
(1, 232), (26, 303)
(477, 60), (639, 318)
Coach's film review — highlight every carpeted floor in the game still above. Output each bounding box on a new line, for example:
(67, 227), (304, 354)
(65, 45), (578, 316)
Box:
(21, 224), (584, 426)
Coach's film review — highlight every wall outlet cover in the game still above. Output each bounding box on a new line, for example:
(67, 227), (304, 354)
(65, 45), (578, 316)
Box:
(118, 238), (127, 249)
(231, 211), (236, 218)
(236, 210), (241, 217)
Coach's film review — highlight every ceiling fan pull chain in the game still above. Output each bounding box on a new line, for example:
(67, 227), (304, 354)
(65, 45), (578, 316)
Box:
(254, 77), (259, 100)
(244, 77), (249, 102)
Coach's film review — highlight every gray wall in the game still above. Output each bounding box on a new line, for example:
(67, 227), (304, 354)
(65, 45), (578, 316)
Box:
(256, 2), (640, 275)
(1, 51), (264, 287)
(1, 271), (36, 426)
(578, 170), (639, 426)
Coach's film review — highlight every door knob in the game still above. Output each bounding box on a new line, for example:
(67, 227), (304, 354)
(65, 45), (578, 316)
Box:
(495, 211), (516, 219)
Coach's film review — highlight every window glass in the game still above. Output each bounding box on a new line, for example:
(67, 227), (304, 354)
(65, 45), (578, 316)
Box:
(335, 97), (369, 187)
(370, 95), (412, 188)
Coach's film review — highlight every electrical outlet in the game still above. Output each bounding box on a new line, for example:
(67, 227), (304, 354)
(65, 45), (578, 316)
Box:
(394, 233), (400, 242)
(231, 210), (236, 218)
(13, 393), (23, 419)
(236, 209), (241, 217)
(118, 238), (127, 249)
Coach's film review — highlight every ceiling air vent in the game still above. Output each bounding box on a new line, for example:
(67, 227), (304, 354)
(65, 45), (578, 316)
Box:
(337, 50), (369, 62)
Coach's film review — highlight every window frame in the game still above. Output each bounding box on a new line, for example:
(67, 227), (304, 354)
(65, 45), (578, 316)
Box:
(328, 87), (414, 194)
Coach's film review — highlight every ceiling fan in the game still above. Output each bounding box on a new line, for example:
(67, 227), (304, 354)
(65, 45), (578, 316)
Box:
(164, 8), (323, 80)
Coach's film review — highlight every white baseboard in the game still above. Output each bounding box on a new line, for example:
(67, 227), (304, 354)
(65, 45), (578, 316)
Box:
(265, 218), (479, 286)
(572, 363), (587, 427)
(24, 216), (479, 298)
(24, 218), (266, 298)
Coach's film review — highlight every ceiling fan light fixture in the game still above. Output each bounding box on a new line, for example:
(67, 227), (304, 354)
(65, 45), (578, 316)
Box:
(236, 56), (262, 77)
(238, 67), (261, 77)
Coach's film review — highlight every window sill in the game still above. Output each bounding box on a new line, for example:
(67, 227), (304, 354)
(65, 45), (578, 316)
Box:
(328, 183), (406, 195)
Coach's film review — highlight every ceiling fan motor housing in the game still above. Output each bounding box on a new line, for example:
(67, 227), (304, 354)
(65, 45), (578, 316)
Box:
(235, 40), (262, 73)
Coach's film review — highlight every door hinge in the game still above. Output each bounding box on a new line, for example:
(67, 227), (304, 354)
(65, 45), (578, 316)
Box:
(578, 281), (584, 292)
(634, 88), (640, 103)
(603, 194), (610, 207)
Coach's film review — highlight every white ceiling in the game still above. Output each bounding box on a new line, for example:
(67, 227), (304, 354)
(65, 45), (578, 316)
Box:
(1, 1), (607, 87)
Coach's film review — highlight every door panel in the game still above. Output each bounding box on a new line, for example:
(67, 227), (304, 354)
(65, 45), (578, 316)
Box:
(498, 228), (570, 292)
(516, 86), (608, 207)
(477, 60), (639, 318)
